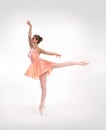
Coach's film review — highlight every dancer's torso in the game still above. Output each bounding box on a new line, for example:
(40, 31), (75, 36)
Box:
(28, 48), (40, 63)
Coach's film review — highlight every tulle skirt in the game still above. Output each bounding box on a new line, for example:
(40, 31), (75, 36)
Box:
(24, 59), (55, 79)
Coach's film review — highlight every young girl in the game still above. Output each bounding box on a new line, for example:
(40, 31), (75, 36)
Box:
(24, 20), (89, 115)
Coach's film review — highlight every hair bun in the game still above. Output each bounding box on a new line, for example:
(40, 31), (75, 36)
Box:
(40, 36), (43, 42)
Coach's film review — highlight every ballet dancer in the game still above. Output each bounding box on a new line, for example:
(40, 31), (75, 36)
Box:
(24, 20), (89, 115)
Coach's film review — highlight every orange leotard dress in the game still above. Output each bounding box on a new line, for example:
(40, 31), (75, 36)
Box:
(24, 48), (56, 79)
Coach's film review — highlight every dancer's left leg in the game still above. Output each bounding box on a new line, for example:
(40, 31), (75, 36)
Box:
(52, 61), (89, 69)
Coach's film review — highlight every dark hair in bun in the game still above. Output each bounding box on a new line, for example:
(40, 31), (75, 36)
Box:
(34, 35), (43, 44)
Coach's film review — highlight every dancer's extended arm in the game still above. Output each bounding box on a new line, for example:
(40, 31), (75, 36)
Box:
(39, 49), (62, 58)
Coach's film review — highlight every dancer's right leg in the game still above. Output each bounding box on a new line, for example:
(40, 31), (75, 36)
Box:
(39, 72), (47, 115)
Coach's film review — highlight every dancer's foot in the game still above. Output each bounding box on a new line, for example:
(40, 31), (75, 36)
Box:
(78, 61), (89, 65)
(39, 104), (45, 115)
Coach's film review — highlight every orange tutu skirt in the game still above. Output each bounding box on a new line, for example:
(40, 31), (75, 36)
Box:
(24, 58), (55, 79)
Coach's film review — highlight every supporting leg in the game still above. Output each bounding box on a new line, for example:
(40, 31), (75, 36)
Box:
(39, 72), (47, 115)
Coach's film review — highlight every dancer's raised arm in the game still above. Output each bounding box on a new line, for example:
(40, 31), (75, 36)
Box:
(26, 20), (32, 48)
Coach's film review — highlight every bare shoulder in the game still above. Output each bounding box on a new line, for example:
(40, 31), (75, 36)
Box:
(37, 47), (49, 54)
(37, 47), (44, 53)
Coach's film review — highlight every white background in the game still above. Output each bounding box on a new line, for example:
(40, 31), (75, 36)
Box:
(0, 0), (106, 130)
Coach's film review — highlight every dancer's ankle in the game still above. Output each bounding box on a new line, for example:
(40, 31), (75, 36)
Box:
(40, 103), (44, 106)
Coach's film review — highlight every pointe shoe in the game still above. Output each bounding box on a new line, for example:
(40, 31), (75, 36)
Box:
(39, 104), (45, 115)
(79, 61), (89, 65)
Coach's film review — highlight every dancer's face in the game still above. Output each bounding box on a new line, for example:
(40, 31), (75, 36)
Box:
(31, 36), (38, 44)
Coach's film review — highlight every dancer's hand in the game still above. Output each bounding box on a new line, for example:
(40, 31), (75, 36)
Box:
(26, 20), (32, 27)
(55, 53), (62, 58)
